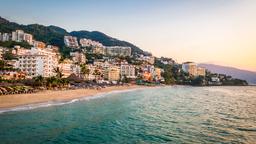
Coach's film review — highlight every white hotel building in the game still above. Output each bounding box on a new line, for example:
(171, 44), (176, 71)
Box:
(12, 30), (33, 45)
(120, 64), (136, 79)
(15, 47), (59, 77)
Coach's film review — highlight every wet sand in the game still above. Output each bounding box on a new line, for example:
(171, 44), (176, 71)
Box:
(0, 85), (142, 109)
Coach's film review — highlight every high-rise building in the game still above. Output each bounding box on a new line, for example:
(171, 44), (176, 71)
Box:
(80, 38), (103, 47)
(12, 30), (33, 44)
(2, 33), (10, 41)
(182, 62), (205, 76)
(104, 66), (120, 81)
(105, 46), (131, 57)
(12, 30), (24, 42)
(15, 47), (60, 77)
(120, 64), (136, 79)
(182, 62), (198, 76)
(16, 54), (47, 77)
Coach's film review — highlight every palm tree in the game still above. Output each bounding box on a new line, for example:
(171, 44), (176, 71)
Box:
(93, 69), (102, 81)
(33, 75), (45, 87)
(46, 77), (59, 89)
(54, 67), (64, 79)
(0, 60), (7, 68)
(80, 64), (90, 80)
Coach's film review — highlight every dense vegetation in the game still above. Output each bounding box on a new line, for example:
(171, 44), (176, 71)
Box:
(0, 16), (145, 56)
(0, 41), (32, 49)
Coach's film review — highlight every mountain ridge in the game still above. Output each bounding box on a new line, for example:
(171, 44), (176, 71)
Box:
(199, 63), (256, 84)
(0, 16), (144, 54)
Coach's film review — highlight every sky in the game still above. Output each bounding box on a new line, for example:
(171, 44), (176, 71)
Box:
(0, 0), (256, 71)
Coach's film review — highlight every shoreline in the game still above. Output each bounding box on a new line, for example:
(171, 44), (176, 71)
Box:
(0, 85), (147, 112)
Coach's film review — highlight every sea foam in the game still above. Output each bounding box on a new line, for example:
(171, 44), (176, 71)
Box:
(0, 87), (150, 114)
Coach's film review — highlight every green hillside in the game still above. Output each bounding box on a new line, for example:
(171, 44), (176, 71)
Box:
(0, 16), (144, 55)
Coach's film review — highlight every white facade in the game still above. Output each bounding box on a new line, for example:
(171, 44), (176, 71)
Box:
(80, 38), (103, 47)
(16, 55), (46, 77)
(2, 33), (10, 41)
(12, 30), (24, 42)
(11, 30), (33, 44)
(105, 46), (131, 57)
(120, 64), (136, 79)
(15, 47), (59, 77)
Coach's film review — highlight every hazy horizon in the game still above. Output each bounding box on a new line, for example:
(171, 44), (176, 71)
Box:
(1, 0), (255, 72)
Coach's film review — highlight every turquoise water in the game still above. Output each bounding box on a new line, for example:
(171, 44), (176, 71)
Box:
(0, 86), (255, 144)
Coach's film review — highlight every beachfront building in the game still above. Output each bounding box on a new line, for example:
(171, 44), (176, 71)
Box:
(84, 64), (105, 81)
(64, 36), (79, 48)
(58, 59), (73, 78)
(154, 68), (162, 81)
(80, 38), (103, 47)
(0, 70), (26, 80)
(182, 62), (206, 76)
(104, 66), (120, 81)
(105, 46), (131, 57)
(87, 64), (97, 81)
(58, 59), (81, 78)
(31, 47), (60, 76)
(70, 52), (86, 64)
(15, 47), (60, 77)
(16, 54), (47, 77)
(120, 64), (136, 79)
(182, 62), (198, 76)
(143, 71), (152, 81)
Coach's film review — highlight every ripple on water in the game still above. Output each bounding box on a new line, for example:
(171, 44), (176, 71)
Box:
(0, 86), (255, 144)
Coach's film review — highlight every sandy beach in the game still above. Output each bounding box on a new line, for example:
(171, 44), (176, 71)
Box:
(0, 85), (143, 109)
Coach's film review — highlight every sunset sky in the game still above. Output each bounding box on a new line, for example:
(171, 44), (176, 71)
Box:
(1, 0), (255, 71)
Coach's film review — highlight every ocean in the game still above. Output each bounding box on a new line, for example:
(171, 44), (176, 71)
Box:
(0, 86), (255, 144)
